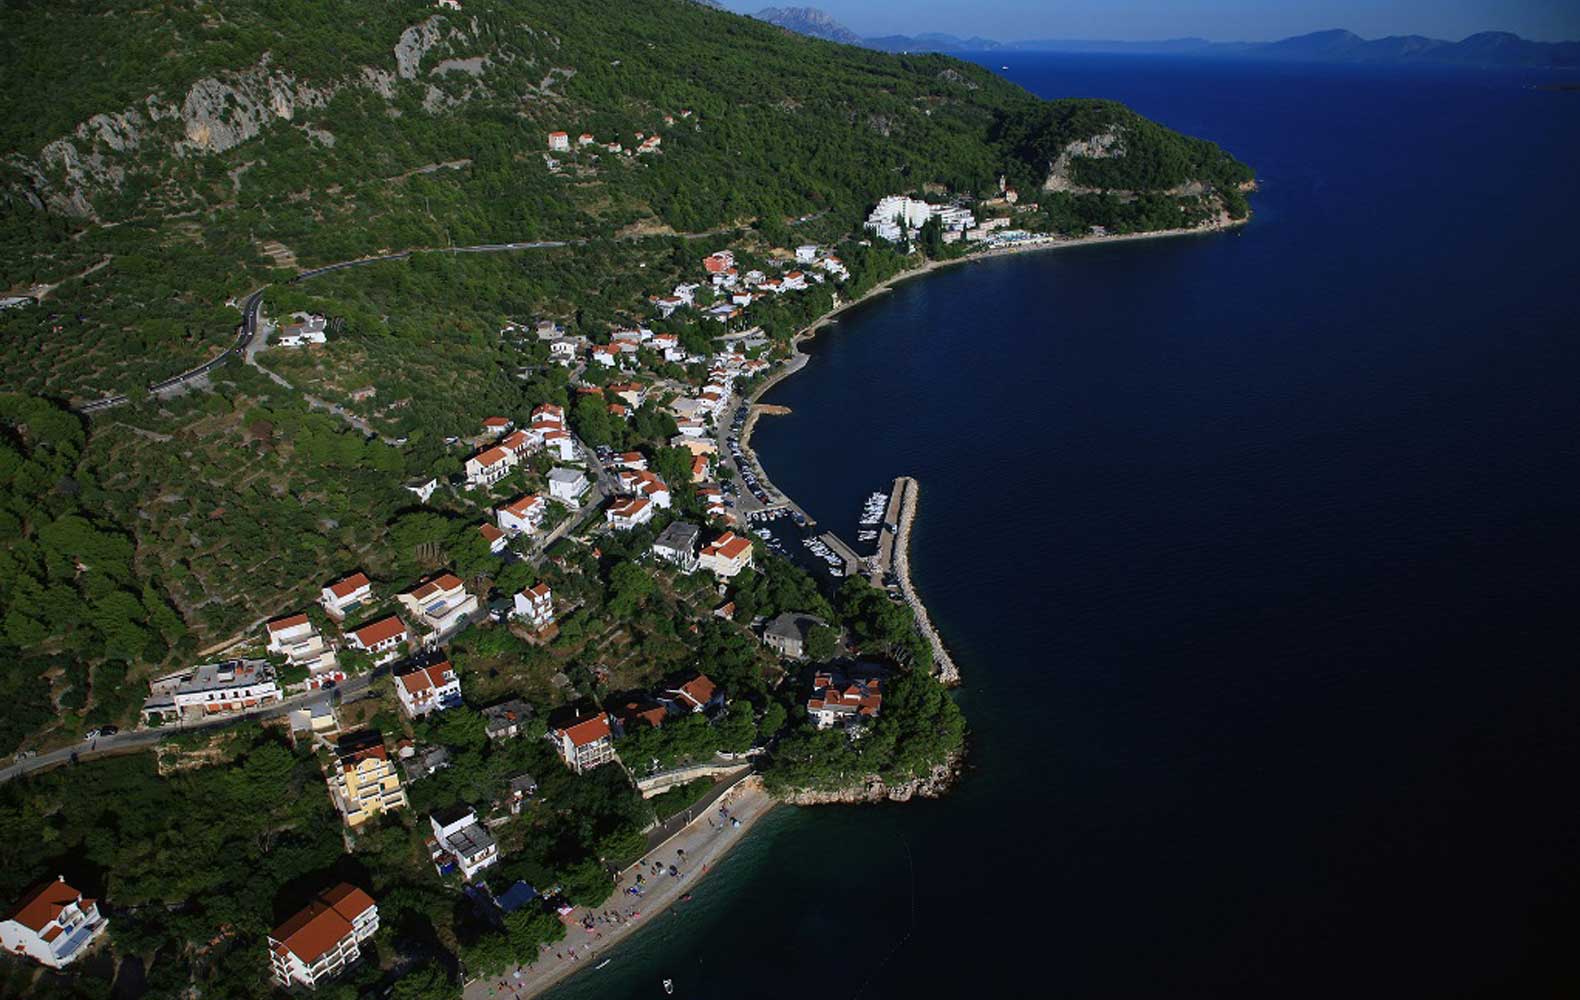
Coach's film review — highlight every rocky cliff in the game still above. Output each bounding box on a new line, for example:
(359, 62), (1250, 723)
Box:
(774, 752), (964, 805)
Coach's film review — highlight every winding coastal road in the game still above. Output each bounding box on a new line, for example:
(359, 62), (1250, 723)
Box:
(0, 664), (392, 784)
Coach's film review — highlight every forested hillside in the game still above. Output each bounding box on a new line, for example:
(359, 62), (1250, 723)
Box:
(0, 0), (1248, 760)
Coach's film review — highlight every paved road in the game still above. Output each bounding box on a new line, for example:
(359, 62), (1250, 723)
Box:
(0, 664), (391, 785)
(77, 288), (266, 413)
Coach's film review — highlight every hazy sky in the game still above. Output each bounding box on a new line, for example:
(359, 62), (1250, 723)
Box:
(725, 1), (1580, 43)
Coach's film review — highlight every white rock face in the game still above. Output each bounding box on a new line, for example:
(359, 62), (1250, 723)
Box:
(1042, 125), (1127, 193)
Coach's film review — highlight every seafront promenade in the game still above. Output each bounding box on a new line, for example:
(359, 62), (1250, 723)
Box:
(465, 778), (776, 1000)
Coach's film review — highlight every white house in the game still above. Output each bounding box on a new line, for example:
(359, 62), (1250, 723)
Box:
(395, 660), (462, 718)
(496, 493), (547, 535)
(499, 429), (534, 460)
(275, 314), (327, 348)
(397, 574), (478, 645)
(429, 807), (498, 880)
(795, 244), (819, 263)
(478, 522), (508, 554)
(549, 712), (616, 774)
(663, 673), (722, 715)
(531, 402), (565, 427)
(697, 485), (727, 520)
(542, 429), (577, 461)
(699, 531), (754, 578)
(346, 615), (409, 664)
(617, 469), (671, 509)
(590, 344), (620, 367)
(320, 572), (373, 620)
(547, 467), (589, 503)
(465, 445), (516, 488)
(265, 614), (342, 688)
(547, 131), (570, 151)
(605, 496), (654, 530)
(651, 521), (700, 573)
(513, 583), (555, 630)
(404, 476), (438, 503)
(267, 885), (378, 990)
(806, 672), (883, 729)
(0, 877), (108, 969)
(141, 660), (282, 722)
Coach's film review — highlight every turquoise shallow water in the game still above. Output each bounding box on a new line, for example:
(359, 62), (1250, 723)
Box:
(549, 55), (1580, 999)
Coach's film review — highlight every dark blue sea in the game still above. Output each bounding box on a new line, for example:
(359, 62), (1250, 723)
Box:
(550, 56), (1580, 999)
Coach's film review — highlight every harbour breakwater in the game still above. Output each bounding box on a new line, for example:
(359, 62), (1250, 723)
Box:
(888, 476), (961, 686)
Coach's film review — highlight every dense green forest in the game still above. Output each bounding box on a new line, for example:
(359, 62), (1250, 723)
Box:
(0, 0), (1248, 399)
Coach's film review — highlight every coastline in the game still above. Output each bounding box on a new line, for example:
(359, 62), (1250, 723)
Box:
(468, 777), (777, 1000)
(508, 217), (1248, 997)
(738, 216), (1249, 682)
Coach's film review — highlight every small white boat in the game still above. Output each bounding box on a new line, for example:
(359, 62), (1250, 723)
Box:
(663, 980), (674, 995)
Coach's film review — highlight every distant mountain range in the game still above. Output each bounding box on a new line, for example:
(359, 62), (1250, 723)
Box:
(754, 7), (863, 46)
(748, 9), (1580, 69)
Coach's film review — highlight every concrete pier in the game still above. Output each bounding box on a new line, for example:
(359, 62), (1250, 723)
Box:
(817, 531), (864, 578)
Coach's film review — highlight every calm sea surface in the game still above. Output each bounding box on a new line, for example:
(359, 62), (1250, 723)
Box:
(549, 55), (1580, 999)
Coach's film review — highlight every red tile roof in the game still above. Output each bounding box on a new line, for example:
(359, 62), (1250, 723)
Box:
(267, 613), (310, 633)
(479, 523), (504, 543)
(671, 673), (717, 710)
(5, 878), (87, 933)
(560, 713), (612, 747)
(270, 883), (375, 965)
(352, 615), (406, 647)
(473, 445), (510, 468)
(326, 573), (371, 599)
(407, 575), (463, 601)
(703, 532), (751, 561)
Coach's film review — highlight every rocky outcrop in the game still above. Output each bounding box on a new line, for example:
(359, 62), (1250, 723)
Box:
(178, 59), (336, 155)
(1041, 125), (1125, 193)
(7, 16), (503, 219)
(774, 752), (963, 805)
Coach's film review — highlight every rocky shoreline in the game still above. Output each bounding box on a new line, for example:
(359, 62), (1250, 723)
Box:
(774, 751), (965, 806)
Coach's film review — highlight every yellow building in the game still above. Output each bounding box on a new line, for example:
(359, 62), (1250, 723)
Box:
(327, 736), (408, 828)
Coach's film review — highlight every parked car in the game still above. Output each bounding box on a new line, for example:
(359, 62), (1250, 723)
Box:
(99, 725), (119, 737)
(14, 750), (37, 761)
(83, 729), (102, 740)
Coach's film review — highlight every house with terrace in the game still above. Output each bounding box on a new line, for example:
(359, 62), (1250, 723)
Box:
(699, 531), (753, 578)
(1, 877), (108, 969)
(345, 615), (409, 665)
(652, 521), (701, 573)
(267, 884), (377, 990)
(397, 574), (478, 646)
(465, 445), (516, 489)
(806, 672), (883, 730)
(327, 734), (408, 828)
(606, 495), (654, 531)
(320, 572), (373, 621)
(513, 582), (555, 630)
(394, 660), (462, 718)
(497, 493), (547, 535)
(550, 711), (617, 774)
(429, 807), (498, 881)
(548, 467), (590, 503)
(265, 613), (343, 688)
